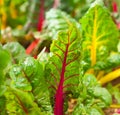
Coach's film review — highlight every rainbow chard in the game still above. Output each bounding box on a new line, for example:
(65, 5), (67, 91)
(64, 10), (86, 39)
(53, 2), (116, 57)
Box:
(45, 25), (81, 115)
(80, 0), (119, 73)
(80, 0), (120, 85)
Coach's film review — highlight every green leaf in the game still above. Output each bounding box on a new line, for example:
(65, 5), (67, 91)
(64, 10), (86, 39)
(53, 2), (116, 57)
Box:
(89, 108), (102, 115)
(21, 57), (52, 112)
(82, 74), (98, 87)
(0, 85), (7, 97)
(9, 57), (52, 113)
(73, 102), (102, 115)
(81, 0), (119, 68)
(45, 25), (81, 113)
(0, 96), (6, 114)
(3, 42), (27, 63)
(41, 9), (81, 40)
(9, 65), (32, 91)
(93, 87), (112, 107)
(4, 88), (43, 115)
(72, 103), (89, 115)
(74, 74), (111, 114)
(0, 45), (11, 96)
(79, 74), (99, 99)
(0, 45), (11, 70)
(107, 84), (120, 104)
(94, 52), (120, 70)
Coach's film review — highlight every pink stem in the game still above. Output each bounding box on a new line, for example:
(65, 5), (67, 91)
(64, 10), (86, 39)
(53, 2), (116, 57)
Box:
(26, 0), (45, 56)
(54, 44), (69, 115)
(112, 2), (118, 13)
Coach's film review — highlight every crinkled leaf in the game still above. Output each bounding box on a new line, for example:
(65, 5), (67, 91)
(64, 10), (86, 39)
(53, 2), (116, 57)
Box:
(45, 25), (81, 114)
(20, 57), (52, 112)
(9, 57), (52, 113)
(40, 9), (81, 40)
(73, 74), (111, 114)
(89, 108), (102, 115)
(9, 65), (32, 91)
(72, 103), (89, 115)
(73, 102), (102, 115)
(95, 52), (120, 70)
(107, 84), (120, 104)
(82, 74), (98, 87)
(79, 74), (99, 99)
(4, 88), (44, 115)
(81, 0), (119, 69)
(93, 87), (112, 107)
(3, 42), (27, 63)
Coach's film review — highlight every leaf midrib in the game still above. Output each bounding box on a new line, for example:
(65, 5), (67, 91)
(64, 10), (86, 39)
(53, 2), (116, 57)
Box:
(91, 7), (97, 67)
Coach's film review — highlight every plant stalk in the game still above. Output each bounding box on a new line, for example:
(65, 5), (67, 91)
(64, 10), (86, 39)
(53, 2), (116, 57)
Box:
(99, 68), (120, 85)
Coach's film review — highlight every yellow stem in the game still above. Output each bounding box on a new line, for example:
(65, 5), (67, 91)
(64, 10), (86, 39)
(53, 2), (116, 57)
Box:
(110, 104), (120, 108)
(10, 2), (17, 19)
(97, 71), (104, 80)
(86, 68), (94, 74)
(91, 8), (97, 67)
(99, 68), (120, 85)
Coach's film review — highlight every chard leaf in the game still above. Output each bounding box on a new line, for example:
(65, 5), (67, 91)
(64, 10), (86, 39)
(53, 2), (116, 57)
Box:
(89, 108), (102, 115)
(4, 88), (44, 115)
(107, 84), (120, 104)
(80, 74), (99, 98)
(9, 65), (32, 91)
(73, 74), (112, 114)
(81, 0), (119, 69)
(45, 25), (81, 114)
(95, 52), (120, 70)
(3, 42), (27, 63)
(81, 74), (112, 107)
(73, 102), (102, 115)
(0, 45), (11, 70)
(93, 87), (112, 107)
(0, 45), (11, 96)
(9, 57), (52, 113)
(21, 57), (52, 112)
(41, 9), (80, 40)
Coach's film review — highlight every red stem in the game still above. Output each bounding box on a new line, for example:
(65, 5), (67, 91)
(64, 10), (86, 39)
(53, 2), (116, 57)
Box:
(26, 0), (45, 55)
(112, 2), (118, 13)
(26, 39), (39, 54)
(54, 44), (69, 115)
(37, 0), (45, 31)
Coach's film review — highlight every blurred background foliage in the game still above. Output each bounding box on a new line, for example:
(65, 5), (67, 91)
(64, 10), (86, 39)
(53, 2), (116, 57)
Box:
(0, 0), (120, 49)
